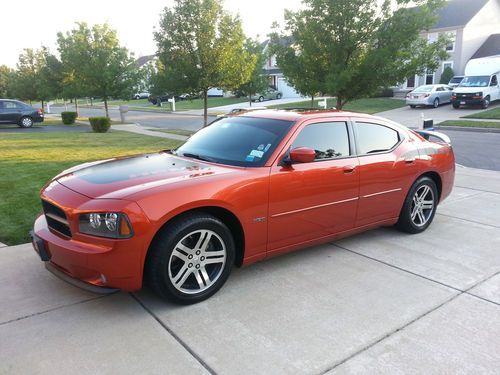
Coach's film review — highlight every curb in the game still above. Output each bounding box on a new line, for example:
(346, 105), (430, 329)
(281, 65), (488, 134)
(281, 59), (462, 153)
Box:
(435, 126), (500, 133)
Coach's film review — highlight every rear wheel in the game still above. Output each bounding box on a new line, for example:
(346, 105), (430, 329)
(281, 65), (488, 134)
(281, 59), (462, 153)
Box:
(396, 177), (438, 234)
(145, 213), (235, 304)
(258, 96), (264, 102)
(452, 103), (460, 109)
(276, 93), (282, 99)
(19, 116), (33, 128)
(409, 105), (416, 109)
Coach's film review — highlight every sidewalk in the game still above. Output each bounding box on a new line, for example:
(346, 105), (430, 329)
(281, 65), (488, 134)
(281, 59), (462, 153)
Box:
(1, 167), (499, 374)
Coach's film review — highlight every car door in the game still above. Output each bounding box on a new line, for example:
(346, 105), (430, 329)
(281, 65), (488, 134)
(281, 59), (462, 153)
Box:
(490, 74), (499, 101)
(0, 101), (6, 123)
(2, 101), (22, 123)
(352, 119), (419, 227)
(267, 119), (360, 255)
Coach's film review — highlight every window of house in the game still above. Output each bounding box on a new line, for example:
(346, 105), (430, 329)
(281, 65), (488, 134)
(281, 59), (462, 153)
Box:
(292, 122), (350, 160)
(425, 69), (434, 85)
(442, 61), (453, 72)
(354, 122), (400, 155)
(444, 31), (456, 52)
(427, 33), (438, 43)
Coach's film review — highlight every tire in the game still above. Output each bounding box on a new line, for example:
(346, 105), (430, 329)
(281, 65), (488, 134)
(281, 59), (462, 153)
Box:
(276, 93), (282, 99)
(396, 177), (438, 234)
(482, 96), (490, 109)
(409, 105), (416, 109)
(19, 116), (33, 128)
(258, 96), (264, 102)
(452, 103), (460, 109)
(145, 213), (235, 304)
(135, 95), (140, 100)
(433, 98), (439, 108)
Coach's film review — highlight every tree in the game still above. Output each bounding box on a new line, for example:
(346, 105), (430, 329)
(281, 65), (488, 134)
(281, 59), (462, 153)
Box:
(155, 0), (255, 126)
(439, 66), (454, 84)
(270, 0), (449, 109)
(236, 39), (269, 106)
(10, 48), (44, 104)
(58, 22), (140, 117)
(0, 65), (14, 98)
(37, 48), (64, 108)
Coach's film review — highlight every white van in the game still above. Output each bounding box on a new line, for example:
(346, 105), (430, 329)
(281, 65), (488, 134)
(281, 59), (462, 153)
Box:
(451, 56), (500, 109)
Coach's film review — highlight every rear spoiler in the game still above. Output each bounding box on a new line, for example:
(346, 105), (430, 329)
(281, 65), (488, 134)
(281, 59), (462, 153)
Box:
(414, 129), (451, 145)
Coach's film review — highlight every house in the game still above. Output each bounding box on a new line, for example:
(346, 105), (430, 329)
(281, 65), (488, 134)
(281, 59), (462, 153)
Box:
(260, 40), (302, 99)
(403, 0), (500, 89)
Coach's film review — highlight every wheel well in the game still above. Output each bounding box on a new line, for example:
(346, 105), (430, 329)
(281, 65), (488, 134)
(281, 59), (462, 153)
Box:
(419, 171), (442, 201)
(147, 206), (245, 268)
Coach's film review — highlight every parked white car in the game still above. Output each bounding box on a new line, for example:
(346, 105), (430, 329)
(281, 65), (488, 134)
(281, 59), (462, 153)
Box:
(406, 84), (453, 108)
(133, 92), (150, 100)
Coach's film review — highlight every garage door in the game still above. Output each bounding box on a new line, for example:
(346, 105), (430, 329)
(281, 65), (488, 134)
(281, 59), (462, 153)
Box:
(277, 77), (301, 98)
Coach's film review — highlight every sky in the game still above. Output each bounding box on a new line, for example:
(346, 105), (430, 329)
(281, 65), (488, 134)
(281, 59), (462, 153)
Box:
(0, 0), (303, 68)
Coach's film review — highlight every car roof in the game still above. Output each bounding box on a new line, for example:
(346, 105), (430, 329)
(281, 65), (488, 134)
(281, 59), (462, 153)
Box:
(234, 108), (397, 123)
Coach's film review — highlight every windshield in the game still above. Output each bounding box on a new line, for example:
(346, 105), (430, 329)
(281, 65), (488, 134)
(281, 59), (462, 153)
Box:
(459, 76), (490, 87)
(413, 86), (433, 93)
(175, 116), (294, 167)
(449, 77), (463, 84)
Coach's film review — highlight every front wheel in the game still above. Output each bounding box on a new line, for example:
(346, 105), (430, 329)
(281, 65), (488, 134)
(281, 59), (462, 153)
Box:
(396, 177), (438, 234)
(409, 105), (416, 109)
(482, 96), (490, 109)
(258, 96), (264, 102)
(19, 116), (34, 128)
(433, 98), (439, 108)
(276, 93), (282, 99)
(135, 95), (140, 100)
(145, 213), (235, 304)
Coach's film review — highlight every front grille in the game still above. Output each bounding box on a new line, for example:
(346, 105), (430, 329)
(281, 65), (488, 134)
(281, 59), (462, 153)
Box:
(42, 200), (72, 238)
(457, 93), (475, 99)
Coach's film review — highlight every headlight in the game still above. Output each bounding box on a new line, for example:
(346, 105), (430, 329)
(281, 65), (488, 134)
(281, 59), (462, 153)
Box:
(79, 212), (133, 238)
(475, 92), (483, 97)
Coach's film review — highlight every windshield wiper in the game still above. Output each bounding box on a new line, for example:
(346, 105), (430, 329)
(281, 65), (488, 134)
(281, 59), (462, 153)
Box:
(181, 152), (216, 163)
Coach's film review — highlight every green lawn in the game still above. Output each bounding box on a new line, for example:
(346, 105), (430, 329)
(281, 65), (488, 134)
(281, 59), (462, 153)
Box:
(462, 107), (500, 120)
(0, 131), (182, 246)
(269, 98), (406, 114)
(438, 120), (500, 129)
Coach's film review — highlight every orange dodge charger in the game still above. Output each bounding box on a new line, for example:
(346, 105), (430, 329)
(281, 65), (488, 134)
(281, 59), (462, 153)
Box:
(32, 109), (455, 304)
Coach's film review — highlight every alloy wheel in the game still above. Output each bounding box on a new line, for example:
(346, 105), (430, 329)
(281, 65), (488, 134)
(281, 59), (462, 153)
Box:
(410, 185), (435, 227)
(168, 229), (227, 294)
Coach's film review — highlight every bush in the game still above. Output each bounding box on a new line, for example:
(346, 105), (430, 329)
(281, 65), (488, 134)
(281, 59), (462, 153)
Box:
(440, 67), (455, 84)
(61, 111), (77, 125)
(370, 87), (394, 98)
(89, 117), (111, 133)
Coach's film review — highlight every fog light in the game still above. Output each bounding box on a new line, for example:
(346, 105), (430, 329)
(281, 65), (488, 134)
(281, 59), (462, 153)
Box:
(100, 274), (108, 284)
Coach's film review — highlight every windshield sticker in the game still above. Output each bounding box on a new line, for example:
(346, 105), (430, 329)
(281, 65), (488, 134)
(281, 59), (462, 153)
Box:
(249, 150), (264, 158)
(264, 144), (272, 152)
(257, 144), (265, 151)
(245, 155), (255, 162)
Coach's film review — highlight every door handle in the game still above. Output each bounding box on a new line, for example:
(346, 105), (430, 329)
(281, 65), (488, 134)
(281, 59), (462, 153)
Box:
(405, 157), (416, 164)
(343, 165), (356, 174)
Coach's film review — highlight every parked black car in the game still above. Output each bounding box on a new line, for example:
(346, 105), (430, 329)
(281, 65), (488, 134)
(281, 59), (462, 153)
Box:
(0, 99), (44, 128)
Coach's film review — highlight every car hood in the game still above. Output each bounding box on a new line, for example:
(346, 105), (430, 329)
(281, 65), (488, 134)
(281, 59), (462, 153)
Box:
(453, 87), (487, 93)
(55, 152), (236, 200)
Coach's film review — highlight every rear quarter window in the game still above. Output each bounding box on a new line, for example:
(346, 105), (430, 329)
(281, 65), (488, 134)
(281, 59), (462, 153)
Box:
(354, 122), (400, 155)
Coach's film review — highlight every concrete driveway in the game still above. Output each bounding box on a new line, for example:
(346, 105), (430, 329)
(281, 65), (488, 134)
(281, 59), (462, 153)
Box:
(377, 101), (500, 128)
(1, 167), (499, 374)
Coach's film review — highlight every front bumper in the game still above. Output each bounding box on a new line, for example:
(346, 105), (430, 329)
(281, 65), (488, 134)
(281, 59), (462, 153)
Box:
(451, 98), (484, 106)
(32, 214), (145, 292)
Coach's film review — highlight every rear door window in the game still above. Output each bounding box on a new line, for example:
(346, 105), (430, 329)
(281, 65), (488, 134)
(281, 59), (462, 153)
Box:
(291, 122), (350, 160)
(354, 122), (400, 155)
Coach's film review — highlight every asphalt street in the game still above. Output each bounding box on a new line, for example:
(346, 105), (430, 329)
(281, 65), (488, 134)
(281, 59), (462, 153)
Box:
(49, 106), (214, 131)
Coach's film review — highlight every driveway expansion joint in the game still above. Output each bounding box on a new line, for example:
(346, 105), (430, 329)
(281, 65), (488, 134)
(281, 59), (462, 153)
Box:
(129, 292), (216, 375)
(319, 246), (500, 374)
(0, 295), (106, 327)
(436, 212), (500, 229)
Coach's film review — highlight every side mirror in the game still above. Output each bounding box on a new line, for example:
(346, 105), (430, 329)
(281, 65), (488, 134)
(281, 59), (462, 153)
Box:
(288, 147), (316, 164)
